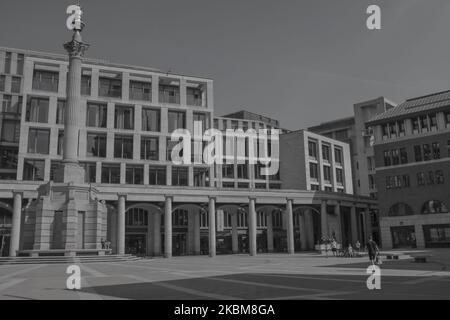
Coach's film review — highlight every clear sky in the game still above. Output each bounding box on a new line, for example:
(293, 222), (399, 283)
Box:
(1, 0), (450, 130)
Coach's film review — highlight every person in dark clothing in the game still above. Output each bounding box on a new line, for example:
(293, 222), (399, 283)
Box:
(366, 236), (379, 265)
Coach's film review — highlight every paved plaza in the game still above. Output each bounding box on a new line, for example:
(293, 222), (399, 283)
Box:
(0, 251), (450, 300)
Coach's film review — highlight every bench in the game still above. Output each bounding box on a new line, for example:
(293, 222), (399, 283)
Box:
(412, 254), (432, 263)
(385, 254), (399, 260)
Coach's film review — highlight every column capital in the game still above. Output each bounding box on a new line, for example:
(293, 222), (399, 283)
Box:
(248, 197), (257, 202)
(164, 195), (174, 200)
(117, 193), (127, 201)
(12, 191), (24, 197)
(286, 198), (293, 203)
(208, 196), (217, 201)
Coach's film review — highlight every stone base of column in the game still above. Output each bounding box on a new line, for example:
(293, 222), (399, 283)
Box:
(54, 162), (86, 184)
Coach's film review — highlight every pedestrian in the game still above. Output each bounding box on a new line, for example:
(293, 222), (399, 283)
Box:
(331, 238), (338, 257)
(355, 240), (361, 254)
(101, 238), (105, 249)
(366, 236), (379, 265)
(348, 244), (354, 258)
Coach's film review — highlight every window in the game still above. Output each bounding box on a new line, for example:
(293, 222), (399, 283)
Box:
(115, 105), (134, 130)
(420, 115), (429, 131)
(436, 170), (445, 184)
(432, 142), (440, 159)
(445, 112), (450, 126)
(257, 211), (267, 228)
(141, 108), (160, 132)
(126, 208), (148, 226)
(334, 147), (343, 164)
(81, 72), (91, 95)
(3, 95), (21, 114)
(336, 168), (343, 184)
(231, 121), (238, 130)
(141, 136), (159, 160)
(392, 149), (400, 165)
(101, 164), (121, 184)
(400, 148), (408, 164)
(86, 102), (107, 128)
(388, 203), (414, 217)
(422, 200), (449, 214)
(382, 124), (389, 137)
(222, 164), (234, 178)
(427, 171), (435, 185)
(412, 117), (419, 132)
(238, 182), (249, 188)
(4, 52), (11, 74)
(166, 138), (180, 161)
(0, 147), (18, 171)
(323, 165), (331, 182)
(23, 159), (45, 181)
(16, 54), (24, 75)
(56, 100), (66, 124)
(26, 97), (49, 123)
(310, 184), (320, 191)
(414, 145), (422, 162)
(389, 122), (397, 136)
(47, 159), (59, 181)
(194, 168), (209, 187)
(159, 82), (180, 104)
(193, 112), (209, 130)
(213, 119), (219, 129)
(32, 70), (58, 92)
(369, 174), (375, 189)
(99, 77), (122, 98)
(417, 172), (426, 186)
(1, 120), (20, 143)
(384, 150), (391, 166)
(172, 167), (188, 186)
(27, 128), (50, 154)
(309, 163), (318, 180)
(398, 121), (405, 135)
(237, 163), (248, 179)
(322, 144), (330, 162)
(114, 135), (133, 159)
(173, 209), (188, 227)
(130, 80), (151, 101)
(149, 166), (166, 185)
(430, 114), (438, 130)
(0, 75), (5, 91)
(57, 130), (64, 155)
(11, 77), (21, 93)
(80, 162), (96, 183)
(168, 111), (185, 132)
(423, 144), (431, 161)
(308, 141), (317, 159)
(126, 165), (143, 185)
(187, 86), (203, 106)
(86, 133), (106, 157)
(222, 182), (235, 188)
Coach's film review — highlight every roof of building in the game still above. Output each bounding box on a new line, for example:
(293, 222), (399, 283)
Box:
(367, 90), (450, 124)
(308, 116), (355, 132)
(221, 110), (280, 126)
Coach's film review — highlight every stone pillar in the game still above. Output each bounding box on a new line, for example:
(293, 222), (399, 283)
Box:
(194, 211), (201, 255)
(286, 199), (294, 255)
(117, 194), (126, 255)
(350, 205), (358, 245)
(365, 207), (372, 242)
(231, 212), (239, 254)
(320, 200), (328, 238)
(334, 203), (342, 243)
(164, 196), (173, 258)
(153, 213), (161, 256)
(9, 192), (22, 257)
(266, 210), (274, 253)
(248, 198), (257, 256)
(208, 197), (216, 257)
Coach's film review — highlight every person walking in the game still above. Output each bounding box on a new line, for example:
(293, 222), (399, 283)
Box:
(366, 236), (379, 265)
(331, 238), (338, 257)
(355, 240), (361, 254)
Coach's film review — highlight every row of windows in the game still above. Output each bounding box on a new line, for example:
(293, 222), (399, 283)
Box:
(388, 200), (449, 217)
(2, 52), (24, 75)
(0, 75), (21, 93)
(414, 143), (442, 162)
(385, 175), (410, 189)
(308, 140), (343, 164)
(386, 171), (445, 189)
(383, 148), (408, 166)
(31, 70), (207, 106)
(213, 119), (274, 131)
(25, 97), (210, 132)
(309, 163), (344, 184)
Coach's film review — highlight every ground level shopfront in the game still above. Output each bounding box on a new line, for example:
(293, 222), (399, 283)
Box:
(0, 181), (377, 257)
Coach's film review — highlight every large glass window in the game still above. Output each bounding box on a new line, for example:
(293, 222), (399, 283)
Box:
(32, 70), (59, 92)
(336, 168), (344, 184)
(0, 147), (18, 171)
(4, 52), (11, 74)
(168, 111), (186, 132)
(422, 200), (449, 214)
(309, 163), (318, 180)
(187, 87), (203, 106)
(322, 144), (330, 162)
(323, 165), (331, 182)
(114, 135), (133, 159)
(1, 120), (20, 143)
(130, 80), (151, 101)
(432, 142), (440, 159)
(308, 141), (317, 158)
(334, 147), (343, 164)
(26, 97), (49, 123)
(16, 54), (24, 75)
(101, 164), (121, 184)
(99, 77), (122, 98)
(126, 208), (148, 226)
(126, 165), (143, 185)
(148, 166), (166, 185)
(193, 168), (208, 187)
(86, 102), (107, 128)
(141, 136), (159, 160)
(27, 128), (50, 154)
(237, 163), (248, 179)
(159, 82), (180, 104)
(86, 133), (106, 157)
(11, 77), (21, 93)
(80, 162), (96, 183)
(115, 105), (134, 130)
(141, 108), (160, 132)
(222, 164), (234, 178)
(172, 167), (188, 186)
(23, 159), (45, 181)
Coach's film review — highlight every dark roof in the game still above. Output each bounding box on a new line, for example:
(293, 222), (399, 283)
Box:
(308, 116), (355, 132)
(368, 90), (450, 124)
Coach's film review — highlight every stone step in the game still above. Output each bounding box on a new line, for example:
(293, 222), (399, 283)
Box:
(0, 255), (142, 265)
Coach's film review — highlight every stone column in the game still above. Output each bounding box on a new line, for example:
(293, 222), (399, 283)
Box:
(231, 212), (239, 254)
(248, 198), (257, 256)
(153, 213), (161, 256)
(350, 205), (358, 245)
(117, 194), (126, 255)
(9, 192), (22, 257)
(286, 199), (294, 254)
(208, 197), (216, 257)
(365, 207), (372, 242)
(164, 196), (173, 258)
(320, 200), (328, 238)
(334, 203), (342, 243)
(194, 211), (201, 255)
(266, 210), (274, 253)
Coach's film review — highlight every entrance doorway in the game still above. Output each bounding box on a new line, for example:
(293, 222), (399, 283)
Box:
(391, 226), (417, 248)
(0, 233), (10, 257)
(173, 233), (187, 256)
(125, 234), (147, 255)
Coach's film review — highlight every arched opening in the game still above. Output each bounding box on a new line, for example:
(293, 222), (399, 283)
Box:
(0, 203), (12, 257)
(421, 200), (449, 214)
(292, 206), (320, 251)
(216, 204), (249, 254)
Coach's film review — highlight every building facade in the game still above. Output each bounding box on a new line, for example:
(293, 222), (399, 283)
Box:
(0, 46), (376, 258)
(367, 90), (450, 249)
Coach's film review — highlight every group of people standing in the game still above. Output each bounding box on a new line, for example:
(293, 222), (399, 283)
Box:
(321, 236), (381, 264)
